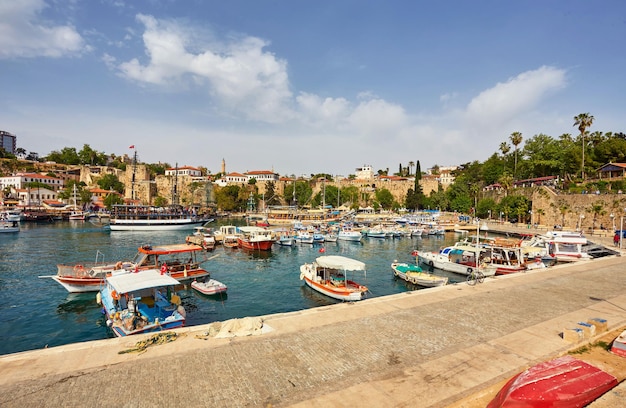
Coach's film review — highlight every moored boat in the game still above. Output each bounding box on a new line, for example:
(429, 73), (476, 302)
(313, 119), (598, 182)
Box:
(108, 204), (208, 231)
(487, 355), (618, 407)
(191, 278), (228, 296)
(50, 243), (211, 293)
(237, 226), (275, 250)
(299, 255), (368, 301)
(337, 229), (362, 242)
(185, 226), (216, 250)
(0, 220), (19, 233)
(98, 269), (186, 337)
(391, 261), (448, 287)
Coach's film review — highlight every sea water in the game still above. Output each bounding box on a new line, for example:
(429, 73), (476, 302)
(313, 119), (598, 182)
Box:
(0, 219), (463, 355)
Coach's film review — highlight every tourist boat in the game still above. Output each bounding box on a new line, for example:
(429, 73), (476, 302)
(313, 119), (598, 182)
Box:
(337, 228), (362, 242)
(108, 204), (208, 231)
(97, 269), (186, 337)
(487, 355), (618, 407)
(185, 226), (216, 250)
(299, 255), (368, 301)
(0, 220), (19, 233)
(391, 261), (448, 287)
(191, 278), (228, 296)
(237, 226), (275, 250)
(610, 328), (626, 357)
(50, 244), (211, 293)
(1, 208), (24, 222)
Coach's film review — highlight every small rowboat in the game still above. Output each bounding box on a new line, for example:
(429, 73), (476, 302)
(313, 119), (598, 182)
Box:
(391, 262), (448, 287)
(191, 279), (227, 296)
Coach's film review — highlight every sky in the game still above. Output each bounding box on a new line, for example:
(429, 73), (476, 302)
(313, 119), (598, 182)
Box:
(1, 1), (625, 177)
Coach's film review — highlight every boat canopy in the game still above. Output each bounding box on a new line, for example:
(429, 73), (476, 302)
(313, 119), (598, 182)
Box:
(315, 256), (366, 271)
(107, 269), (180, 294)
(138, 243), (203, 255)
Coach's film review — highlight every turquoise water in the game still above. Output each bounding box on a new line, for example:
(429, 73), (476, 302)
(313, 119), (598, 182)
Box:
(0, 219), (462, 355)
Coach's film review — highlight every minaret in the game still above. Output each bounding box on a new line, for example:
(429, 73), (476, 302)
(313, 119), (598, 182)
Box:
(221, 158), (226, 174)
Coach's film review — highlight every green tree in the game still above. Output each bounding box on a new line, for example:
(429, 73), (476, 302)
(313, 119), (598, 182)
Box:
(499, 142), (511, 172)
(375, 188), (395, 209)
(104, 193), (124, 208)
(509, 131), (523, 179)
(154, 196), (168, 207)
(97, 174), (125, 193)
(573, 112), (594, 179)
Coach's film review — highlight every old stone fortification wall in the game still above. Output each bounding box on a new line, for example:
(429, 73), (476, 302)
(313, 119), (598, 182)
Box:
(528, 187), (626, 231)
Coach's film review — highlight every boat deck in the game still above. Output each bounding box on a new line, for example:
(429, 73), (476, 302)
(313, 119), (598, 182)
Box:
(2, 247), (626, 407)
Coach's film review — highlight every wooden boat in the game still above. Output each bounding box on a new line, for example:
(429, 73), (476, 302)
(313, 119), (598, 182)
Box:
(487, 355), (617, 407)
(237, 226), (275, 251)
(299, 255), (368, 301)
(391, 261), (448, 287)
(50, 244), (211, 293)
(191, 278), (227, 295)
(98, 269), (186, 337)
(185, 226), (216, 250)
(611, 329), (626, 357)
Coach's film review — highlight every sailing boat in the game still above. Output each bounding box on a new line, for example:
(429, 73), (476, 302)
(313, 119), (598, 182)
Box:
(68, 184), (86, 221)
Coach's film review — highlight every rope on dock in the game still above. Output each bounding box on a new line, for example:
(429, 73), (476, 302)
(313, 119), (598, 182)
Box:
(118, 331), (181, 354)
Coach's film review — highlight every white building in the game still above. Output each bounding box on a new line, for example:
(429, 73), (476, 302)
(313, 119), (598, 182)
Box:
(0, 173), (64, 191)
(215, 172), (248, 187)
(16, 187), (58, 206)
(354, 164), (374, 180)
(245, 170), (279, 182)
(165, 166), (202, 177)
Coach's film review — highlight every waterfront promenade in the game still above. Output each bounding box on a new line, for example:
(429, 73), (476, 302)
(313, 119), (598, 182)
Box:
(1, 232), (625, 407)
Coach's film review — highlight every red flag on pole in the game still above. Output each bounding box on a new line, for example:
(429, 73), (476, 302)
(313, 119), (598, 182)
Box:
(129, 145), (135, 149)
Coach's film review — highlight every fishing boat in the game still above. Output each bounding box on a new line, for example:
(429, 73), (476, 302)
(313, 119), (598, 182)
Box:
(487, 355), (617, 407)
(295, 231), (314, 244)
(237, 226), (275, 251)
(108, 204), (207, 231)
(213, 225), (241, 243)
(0, 220), (19, 233)
(97, 269), (186, 337)
(419, 243), (497, 277)
(191, 278), (228, 296)
(50, 244), (212, 293)
(299, 255), (368, 301)
(275, 232), (295, 246)
(185, 226), (216, 250)
(337, 228), (362, 242)
(391, 261), (448, 287)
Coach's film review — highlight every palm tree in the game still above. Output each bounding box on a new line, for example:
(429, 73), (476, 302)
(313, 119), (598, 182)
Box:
(499, 142), (511, 173)
(509, 132), (523, 179)
(408, 161), (415, 176)
(535, 208), (545, 225)
(573, 113), (594, 180)
(498, 173), (513, 197)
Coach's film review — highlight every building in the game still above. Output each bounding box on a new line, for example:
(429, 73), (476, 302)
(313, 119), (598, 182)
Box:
(0, 173), (64, 191)
(165, 166), (202, 177)
(16, 187), (58, 206)
(0, 130), (16, 154)
(245, 170), (279, 182)
(215, 172), (248, 187)
(354, 165), (374, 180)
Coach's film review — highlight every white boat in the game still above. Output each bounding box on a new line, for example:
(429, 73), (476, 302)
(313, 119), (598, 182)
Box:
(275, 235), (295, 246)
(366, 227), (387, 239)
(0, 220), (19, 233)
(237, 226), (275, 251)
(295, 231), (314, 244)
(337, 229), (362, 242)
(323, 233), (338, 242)
(213, 225), (241, 243)
(522, 230), (591, 262)
(1, 208), (24, 222)
(68, 184), (86, 221)
(299, 255), (368, 301)
(108, 204), (208, 231)
(410, 227), (424, 237)
(185, 226), (216, 250)
(98, 269), (186, 337)
(391, 261), (448, 287)
(191, 278), (227, 295)
(419, 244), (497, 277)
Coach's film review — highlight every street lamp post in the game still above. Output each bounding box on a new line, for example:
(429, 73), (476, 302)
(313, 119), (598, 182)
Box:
(610, 213), (615, 232)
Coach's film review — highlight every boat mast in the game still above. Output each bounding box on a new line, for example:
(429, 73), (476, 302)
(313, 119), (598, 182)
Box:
(131, 149), (137, 202)
(172, 162), (178, 205)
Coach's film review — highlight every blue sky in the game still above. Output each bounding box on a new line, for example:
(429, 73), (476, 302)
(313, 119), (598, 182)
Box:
(1, 1), (625, 177)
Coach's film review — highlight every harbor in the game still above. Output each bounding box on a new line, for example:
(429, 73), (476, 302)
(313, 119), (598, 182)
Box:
(1, 243), (625, 406)
(0, 224), (625, 406)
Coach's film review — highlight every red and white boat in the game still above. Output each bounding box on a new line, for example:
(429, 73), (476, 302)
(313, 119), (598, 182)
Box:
(191, 278), (227, 295)
(237, 226), (275, 251)
(488, 355), (617, 407)
(49, 244), (211, 293)
(299, 255), (368, 301)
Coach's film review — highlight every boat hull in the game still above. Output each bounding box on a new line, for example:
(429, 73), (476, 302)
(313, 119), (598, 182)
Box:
(487, 355), (617, 408)
(191, 279), (227, 295)
(109, 219), (206, 231)
(52, 276), (104, 293)
(391, 263), (448, 287)
(237, 238), (274, 251)
(302, 277), (366, 301)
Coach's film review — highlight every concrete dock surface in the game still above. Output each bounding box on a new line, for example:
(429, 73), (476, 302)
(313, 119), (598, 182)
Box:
(2, 238), (626, 407)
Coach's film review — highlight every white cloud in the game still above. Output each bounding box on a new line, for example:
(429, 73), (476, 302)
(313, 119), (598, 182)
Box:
(465, 66), (567, 128)
(0, 0), (86, 59)
(116, 14), (293, 122)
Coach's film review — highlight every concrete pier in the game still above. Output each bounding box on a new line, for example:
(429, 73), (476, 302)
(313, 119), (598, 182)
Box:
(1, 236), (625, 407)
